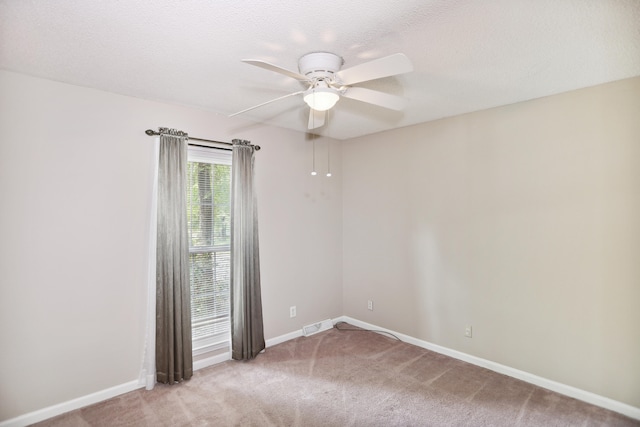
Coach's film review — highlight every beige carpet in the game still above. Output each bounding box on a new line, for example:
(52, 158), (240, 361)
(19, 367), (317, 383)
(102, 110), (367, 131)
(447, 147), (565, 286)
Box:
(35, 324), (638, 426)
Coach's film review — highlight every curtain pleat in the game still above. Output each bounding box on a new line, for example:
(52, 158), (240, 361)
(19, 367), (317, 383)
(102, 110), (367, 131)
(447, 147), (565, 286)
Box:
(230, 140), (265, 360)
(155, 128), (193, 383)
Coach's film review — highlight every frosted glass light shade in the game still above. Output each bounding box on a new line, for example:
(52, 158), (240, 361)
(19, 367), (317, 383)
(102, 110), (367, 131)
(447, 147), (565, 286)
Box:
(303, 88), (339, 111)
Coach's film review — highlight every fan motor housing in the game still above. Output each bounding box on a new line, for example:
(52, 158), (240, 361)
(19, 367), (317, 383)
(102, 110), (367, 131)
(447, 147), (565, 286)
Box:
(298, 52), (344, 81)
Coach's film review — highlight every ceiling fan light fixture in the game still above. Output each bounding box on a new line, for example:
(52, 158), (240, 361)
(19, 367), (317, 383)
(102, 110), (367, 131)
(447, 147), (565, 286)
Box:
(233, 52), (413, 130)
(303, 87), (339, 111)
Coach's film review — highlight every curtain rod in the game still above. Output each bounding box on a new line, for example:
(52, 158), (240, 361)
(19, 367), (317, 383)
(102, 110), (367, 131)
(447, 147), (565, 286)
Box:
(145, 129), (261, 150)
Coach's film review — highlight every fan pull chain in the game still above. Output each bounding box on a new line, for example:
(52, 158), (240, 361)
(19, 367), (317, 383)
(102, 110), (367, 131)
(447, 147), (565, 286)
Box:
(326, 111), (332, 177)
(311, 136), (317, 176)
(311, 104), (317, 176)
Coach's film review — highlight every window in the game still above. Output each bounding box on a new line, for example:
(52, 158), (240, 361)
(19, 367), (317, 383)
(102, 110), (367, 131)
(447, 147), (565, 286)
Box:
(187, 146), (232, 355)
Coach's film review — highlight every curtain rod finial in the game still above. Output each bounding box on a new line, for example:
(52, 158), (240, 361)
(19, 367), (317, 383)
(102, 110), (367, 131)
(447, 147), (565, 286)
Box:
(145, 129), (157, 136)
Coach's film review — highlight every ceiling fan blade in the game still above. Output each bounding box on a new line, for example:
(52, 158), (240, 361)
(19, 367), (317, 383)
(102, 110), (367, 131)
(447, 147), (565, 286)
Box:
(342, 87), (408, 111)
(229, 90), (304, 117)
(308, 109), (326, 129)
(336, 53), (413, 85)
(242, 59), (310, 82)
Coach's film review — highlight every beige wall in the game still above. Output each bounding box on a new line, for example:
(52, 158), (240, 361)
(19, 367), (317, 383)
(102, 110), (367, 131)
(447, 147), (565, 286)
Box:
(2, 68), (638, 421)
(0, 70), (343, 421)
(342, 76), (640, 407)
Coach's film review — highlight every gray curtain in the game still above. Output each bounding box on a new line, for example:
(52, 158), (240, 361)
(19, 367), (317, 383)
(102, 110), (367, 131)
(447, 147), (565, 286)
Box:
(155, 128), (193, 383)
(230, 139), (265, 360)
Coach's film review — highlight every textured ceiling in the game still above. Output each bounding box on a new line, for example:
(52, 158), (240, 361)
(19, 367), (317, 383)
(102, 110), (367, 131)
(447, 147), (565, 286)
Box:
(1, 0), (639, 140)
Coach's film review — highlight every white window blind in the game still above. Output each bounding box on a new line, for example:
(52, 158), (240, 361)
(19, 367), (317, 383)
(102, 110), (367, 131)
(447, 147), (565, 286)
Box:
(187, 146), (232, 354)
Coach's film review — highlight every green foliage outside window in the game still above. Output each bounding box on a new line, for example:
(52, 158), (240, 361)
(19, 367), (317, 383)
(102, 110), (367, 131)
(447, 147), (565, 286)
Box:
(187, 161), (231, 341)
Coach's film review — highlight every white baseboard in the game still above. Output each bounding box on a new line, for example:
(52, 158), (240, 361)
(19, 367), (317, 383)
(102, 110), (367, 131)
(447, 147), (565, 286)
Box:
(335, 316), (640, 421)
(266, 328), (303, 347)
(0, 380), (144, 427)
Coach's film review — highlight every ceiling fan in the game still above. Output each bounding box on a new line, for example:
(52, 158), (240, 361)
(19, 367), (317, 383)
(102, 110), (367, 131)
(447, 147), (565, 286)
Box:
(230, 52), (413, 129)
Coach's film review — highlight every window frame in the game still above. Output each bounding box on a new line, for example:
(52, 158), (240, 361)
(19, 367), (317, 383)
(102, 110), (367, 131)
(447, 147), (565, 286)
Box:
(187, 145), (232, 356)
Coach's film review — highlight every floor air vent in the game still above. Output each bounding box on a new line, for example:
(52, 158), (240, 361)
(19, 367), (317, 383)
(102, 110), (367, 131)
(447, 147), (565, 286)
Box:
(302, 319), (333, 337)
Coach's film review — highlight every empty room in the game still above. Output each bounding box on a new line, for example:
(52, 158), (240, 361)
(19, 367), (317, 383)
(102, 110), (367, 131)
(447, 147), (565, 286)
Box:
(0, 1), (639, 426)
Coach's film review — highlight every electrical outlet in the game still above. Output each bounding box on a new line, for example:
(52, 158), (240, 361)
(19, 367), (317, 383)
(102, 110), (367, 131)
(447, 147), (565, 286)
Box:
(465, 325), (472, 338)
(290, 306), (296, 318)
(367, 300), (373, 311)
